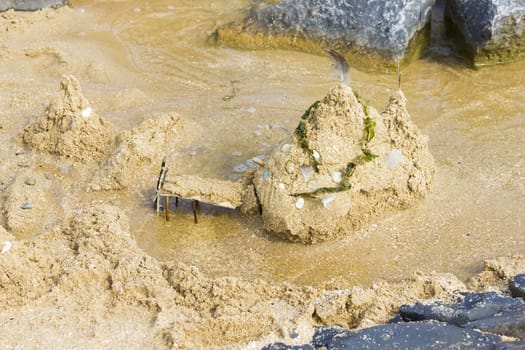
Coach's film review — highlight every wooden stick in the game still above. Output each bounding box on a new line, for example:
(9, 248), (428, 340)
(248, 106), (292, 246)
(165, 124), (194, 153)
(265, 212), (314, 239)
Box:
(192, 200), (198, 224)
(164, 196), (169, 221)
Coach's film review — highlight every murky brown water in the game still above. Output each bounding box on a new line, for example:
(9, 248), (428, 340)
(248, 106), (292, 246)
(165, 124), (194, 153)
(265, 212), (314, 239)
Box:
(4, 0), (525, 287)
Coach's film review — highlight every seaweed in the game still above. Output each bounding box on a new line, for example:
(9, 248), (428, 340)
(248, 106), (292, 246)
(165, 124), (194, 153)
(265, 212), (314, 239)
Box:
(294, 181), (351, 198)
(344, 162), (356, 177)
(364, 117), (376, 142)
(361, 148), (378, 162)
(301, 100), (320, 120)
(295, 111), (321, 173)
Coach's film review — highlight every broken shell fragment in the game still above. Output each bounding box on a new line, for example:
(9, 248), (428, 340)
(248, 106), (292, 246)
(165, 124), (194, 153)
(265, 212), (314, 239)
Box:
(278, 183), (286, 190)
(307, 180), (318, 190)
(295, 197), (304, 209)
(312, 150), (320, 160)
(301, 166), (313, 180)
(321, 194), (336, 208)
(1, 241), (12, 254)
(331, 171), (342, 183)
(386, 149), (404, 169)
(81, 107), (92, 118)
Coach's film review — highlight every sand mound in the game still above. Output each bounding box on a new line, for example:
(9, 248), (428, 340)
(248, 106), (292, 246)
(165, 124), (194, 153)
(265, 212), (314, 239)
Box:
(21, 75), (115, 163)
(253, 84), (435, 243)
(91, 113), (185, 190)
(0, 203), (474, 348)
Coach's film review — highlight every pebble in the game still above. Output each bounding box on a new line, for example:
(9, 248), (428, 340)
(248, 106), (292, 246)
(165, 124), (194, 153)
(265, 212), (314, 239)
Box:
(285, 161), (295, 174)
(509, 274), (525, 298)
(21, 202), (33, 210)
(24, 177), (36, 186)
(233, 164), (248, 173)
(295, 197), (304, 209)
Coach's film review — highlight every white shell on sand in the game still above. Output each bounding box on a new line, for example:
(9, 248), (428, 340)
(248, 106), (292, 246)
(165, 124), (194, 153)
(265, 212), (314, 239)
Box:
(312, 150), (320, 160)
(386, 149), (404, 169)
(81, 107), (92, 118)
(331, 171), (342, 183)
(295, 197), (304, 209)
(301, 166), (313, 180)
(307, 180), (318, 189)
(281, 144), (292, 153)
(285, 161), (295, 174)
(1, 241), (12, 254)
(321, 194), (336, 208)
(278, 183), (286, 190)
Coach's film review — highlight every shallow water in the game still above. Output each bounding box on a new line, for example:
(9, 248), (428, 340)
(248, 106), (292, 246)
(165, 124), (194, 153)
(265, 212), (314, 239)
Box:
(4, 0), (525, 287)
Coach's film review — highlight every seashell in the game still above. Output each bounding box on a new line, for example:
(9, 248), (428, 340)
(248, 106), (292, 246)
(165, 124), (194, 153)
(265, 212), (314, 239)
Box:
(281, 144), (292, 153)
(312, 150), (320, 160)
(295, 197), (304, 209)
(262, 170), (270, 181)
(321, 194), (336, 208)
(21, 202), (32, 210)
(285, 161), (295, 174)
(301, 166), (313, 180)
(278, 183), (286, 190)
(81, 107), (92, 118)
(386, 149), (404, 169)
(1, 241), (11, 254)
(331, 171), (342, 183)
(307, 180), (318, 190)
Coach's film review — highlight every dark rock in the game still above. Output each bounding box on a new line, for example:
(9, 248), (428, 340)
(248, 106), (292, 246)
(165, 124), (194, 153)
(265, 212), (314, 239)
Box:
(464, 303), (525, 339)
(496, 340), (525, 350)
(215, 0), (435, 71)
(510, 274), (525, 298)
(261, 343), (313, 350)
(0, 0), (66, 11)
(328, 321), (501, 349)
(400, 292), (524, 325)
(445, 0), (525, 67)
(312, 326), (353, 348)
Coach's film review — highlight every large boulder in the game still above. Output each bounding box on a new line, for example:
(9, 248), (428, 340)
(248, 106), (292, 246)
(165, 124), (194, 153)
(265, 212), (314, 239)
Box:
(445, 0), (525, 66)
(0, 0), (67, 11)
(253, 84), (434, 243)
(215, 0), (435, 71)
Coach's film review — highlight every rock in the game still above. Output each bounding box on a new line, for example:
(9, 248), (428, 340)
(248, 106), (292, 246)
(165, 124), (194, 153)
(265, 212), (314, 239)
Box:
(326, 321), (500, 349)
(261, 343), (313, 350)
(253, 85), (434, 243)
(510, 274), (525, 298)
(20, 202), (32, 209)
(312, 326), (353, 348)
(215, 0), (435, 71)
(0, 0), (66, 12)
(464, 303), (525, 339)
(400, 292), (525, 325)
(21, 75), (115, 163)
(496, 341), (525, 350)
(445, 0), (525, 67)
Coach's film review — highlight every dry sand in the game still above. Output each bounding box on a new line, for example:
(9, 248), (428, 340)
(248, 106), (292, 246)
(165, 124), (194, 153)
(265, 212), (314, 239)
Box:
(0, 4), (524, 349)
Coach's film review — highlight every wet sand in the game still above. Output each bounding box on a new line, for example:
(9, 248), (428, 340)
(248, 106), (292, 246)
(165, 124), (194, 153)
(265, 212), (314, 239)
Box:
(0, 1), (524, 348)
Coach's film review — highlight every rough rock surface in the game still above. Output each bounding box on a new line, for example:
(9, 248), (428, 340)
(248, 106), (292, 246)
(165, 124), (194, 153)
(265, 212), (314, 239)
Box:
(254, 84), (434, 243)
(21, 75), (115, 163)
(400, 292), (524, 326)
(0, 0), (67, 12)
(445, 0), (525, 66)
(510, 274), (525, 298)
(215, 0), (434, 71)
(91, 113), (185, 190)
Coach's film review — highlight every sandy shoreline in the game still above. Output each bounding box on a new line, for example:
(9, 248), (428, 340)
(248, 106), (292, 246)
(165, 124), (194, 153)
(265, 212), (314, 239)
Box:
(1, 3), (524, 348)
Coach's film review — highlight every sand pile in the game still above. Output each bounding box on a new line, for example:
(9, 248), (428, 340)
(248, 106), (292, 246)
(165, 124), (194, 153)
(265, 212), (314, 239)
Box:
(253, 84), (435, 243)
(0, 204), (475, 349)
(91, 113), (185, 190)
(21, 75), (115, 163)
